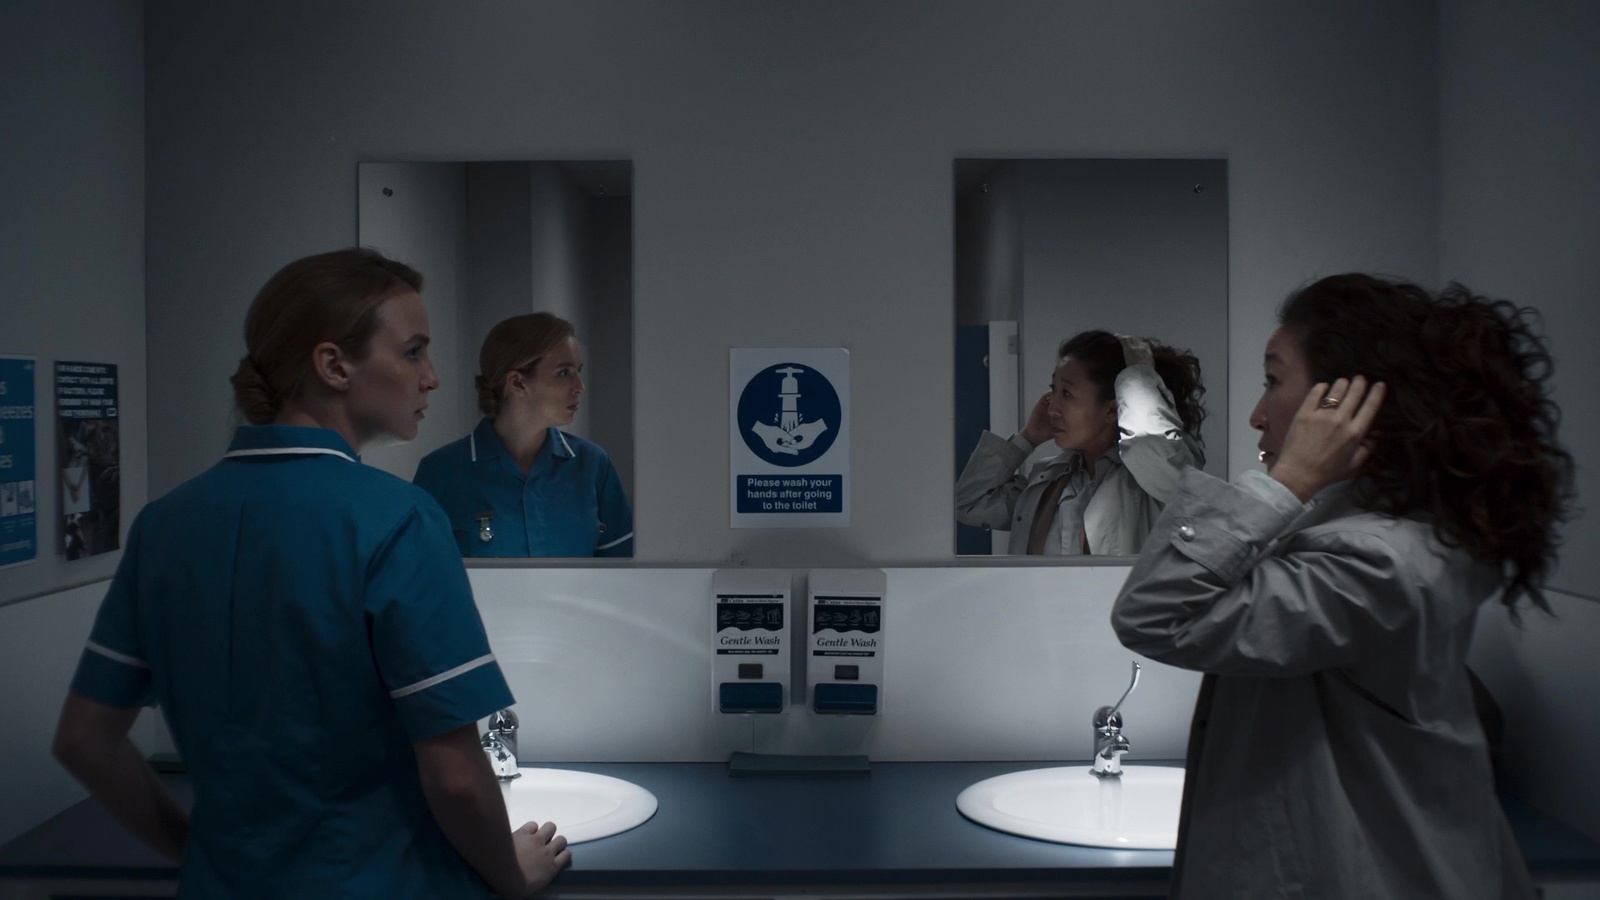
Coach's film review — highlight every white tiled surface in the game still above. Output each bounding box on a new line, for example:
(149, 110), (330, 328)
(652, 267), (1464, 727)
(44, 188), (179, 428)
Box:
(471, 566), (1200, 763)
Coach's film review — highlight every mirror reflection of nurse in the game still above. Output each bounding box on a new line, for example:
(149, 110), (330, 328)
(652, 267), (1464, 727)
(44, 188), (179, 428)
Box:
(414, 313), (634, 558)
(955, 330), (1206, 555)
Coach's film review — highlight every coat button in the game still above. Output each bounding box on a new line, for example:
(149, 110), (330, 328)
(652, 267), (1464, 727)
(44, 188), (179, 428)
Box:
(1177, 524), (1196, 540)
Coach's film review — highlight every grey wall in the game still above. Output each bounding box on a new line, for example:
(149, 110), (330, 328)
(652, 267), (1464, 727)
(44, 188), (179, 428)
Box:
(0, 0), (146, 849)
(143, 0), (1441, 566)
(465, 162), (536, 385)
(585, 194), (635, 500)
(1015, 159), (1230, 485)
(0, 1), (145, 607)
(356, 162), (470, 479)
(1443, 0), (1600, 842)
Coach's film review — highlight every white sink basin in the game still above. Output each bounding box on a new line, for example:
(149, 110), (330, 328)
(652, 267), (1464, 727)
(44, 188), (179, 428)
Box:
(956, 765), (1184, 849)
(500, 768), (658, 844)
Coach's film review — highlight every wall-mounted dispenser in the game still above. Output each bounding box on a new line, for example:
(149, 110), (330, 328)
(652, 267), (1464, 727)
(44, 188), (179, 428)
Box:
(712, 570), (790, 715)
(807, 569), (886, 715)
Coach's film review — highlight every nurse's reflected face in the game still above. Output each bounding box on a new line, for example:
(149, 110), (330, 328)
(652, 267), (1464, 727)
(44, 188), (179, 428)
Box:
(346, 290), (439, 447)
(1250, 327), (1313, 469)
(505, 336), (585, 428)
(1047, 357), (1117, 453)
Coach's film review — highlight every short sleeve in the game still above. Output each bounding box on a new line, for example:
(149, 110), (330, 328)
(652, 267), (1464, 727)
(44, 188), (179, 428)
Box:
(70, 517), (155, 708)
(595, 455), (634, 557)
(366, 503), (514, 741)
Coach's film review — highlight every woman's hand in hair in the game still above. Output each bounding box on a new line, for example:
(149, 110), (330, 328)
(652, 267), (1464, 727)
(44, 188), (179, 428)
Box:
(1117, 334), (1155, 369)
(1020, 391), (1054, 446)
(1269, 376), (1386, 503)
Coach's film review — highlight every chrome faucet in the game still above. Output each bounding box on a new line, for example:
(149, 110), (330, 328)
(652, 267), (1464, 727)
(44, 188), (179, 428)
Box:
(1090, 661), (1141, 778)
(481, 708), (520, 781)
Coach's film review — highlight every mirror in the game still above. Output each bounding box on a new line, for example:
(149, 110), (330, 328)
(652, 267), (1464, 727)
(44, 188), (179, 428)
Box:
(953, 159), (1229, 557)
(358, 161), (633, 558)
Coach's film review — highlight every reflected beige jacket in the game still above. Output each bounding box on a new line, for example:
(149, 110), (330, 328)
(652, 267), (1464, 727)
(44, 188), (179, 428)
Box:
(954, 363), (1202, 555)
(1112, 468), (1534, 899)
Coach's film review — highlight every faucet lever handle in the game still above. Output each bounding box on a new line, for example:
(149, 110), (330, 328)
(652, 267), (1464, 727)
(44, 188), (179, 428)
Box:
(1102, 661), (1142, 725)
(489, 707), (518, 734)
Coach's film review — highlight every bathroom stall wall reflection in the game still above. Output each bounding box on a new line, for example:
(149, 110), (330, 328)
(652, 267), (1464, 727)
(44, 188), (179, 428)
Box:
(954, 159), (1229, 557)
(358, 160), (634, 558)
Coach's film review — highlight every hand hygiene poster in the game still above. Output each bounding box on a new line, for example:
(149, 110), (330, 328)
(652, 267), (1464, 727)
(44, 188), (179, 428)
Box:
(56, 361), (120, 559)
(0, 355), (38, 570)
(730, 348), (849, 528)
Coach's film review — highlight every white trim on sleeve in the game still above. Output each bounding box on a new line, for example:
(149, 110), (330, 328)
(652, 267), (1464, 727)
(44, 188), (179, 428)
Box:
(597, 531), (633, 551)
(86, 640), (149, 669)
(388, 653), (497, 700)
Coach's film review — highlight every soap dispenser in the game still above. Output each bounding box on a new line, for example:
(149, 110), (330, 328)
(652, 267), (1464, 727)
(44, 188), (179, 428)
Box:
(806, 569), (886, 715)
(711, 569), (790, 715)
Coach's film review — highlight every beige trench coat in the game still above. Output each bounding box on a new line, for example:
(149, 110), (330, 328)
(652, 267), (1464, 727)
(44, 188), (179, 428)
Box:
(954, 364), (1202, 555)
(1112, 468), (1534, 899)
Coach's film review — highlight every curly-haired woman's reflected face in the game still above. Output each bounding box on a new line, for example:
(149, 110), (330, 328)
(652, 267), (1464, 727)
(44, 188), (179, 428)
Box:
(1250, 328), (1314, 469)
(1047, 356), (1117, 453)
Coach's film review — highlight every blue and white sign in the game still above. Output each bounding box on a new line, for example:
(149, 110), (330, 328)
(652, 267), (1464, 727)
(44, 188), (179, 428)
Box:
(730, 348), (850, 528)
(0, 355), (38, 570)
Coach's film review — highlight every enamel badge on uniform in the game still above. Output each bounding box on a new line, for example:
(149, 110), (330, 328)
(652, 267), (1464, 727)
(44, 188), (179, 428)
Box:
(476, 513), (494, 543)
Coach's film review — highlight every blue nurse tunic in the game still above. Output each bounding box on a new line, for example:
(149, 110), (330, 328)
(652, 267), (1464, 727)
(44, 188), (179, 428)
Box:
(70, 425), (514, 899)
(413, 418), (633, 558)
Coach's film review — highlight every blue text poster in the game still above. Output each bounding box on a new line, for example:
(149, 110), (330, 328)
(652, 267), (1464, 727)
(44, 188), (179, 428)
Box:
(730, 348), (850, 528)
(56, 361), (120, 559)
(0, 356), (38, 569)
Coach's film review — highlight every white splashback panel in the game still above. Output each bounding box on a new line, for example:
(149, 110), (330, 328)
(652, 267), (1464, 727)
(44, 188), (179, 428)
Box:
(469, 567), (1200, 763)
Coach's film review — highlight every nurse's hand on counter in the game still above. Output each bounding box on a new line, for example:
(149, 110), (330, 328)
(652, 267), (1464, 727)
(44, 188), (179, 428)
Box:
(513, 820), (571, 897)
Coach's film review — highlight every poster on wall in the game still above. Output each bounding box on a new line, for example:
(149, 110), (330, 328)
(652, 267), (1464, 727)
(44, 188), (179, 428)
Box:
(729, 348), (850, 528)
(56, 361), (120, 560)
(0, 355), (38, 570)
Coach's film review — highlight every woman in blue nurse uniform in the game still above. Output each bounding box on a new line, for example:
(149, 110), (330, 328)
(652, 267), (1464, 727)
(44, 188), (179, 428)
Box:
(1113, 275), (1572, 898)
(52, 248), (570, 899)
(414, 312), (633, 558)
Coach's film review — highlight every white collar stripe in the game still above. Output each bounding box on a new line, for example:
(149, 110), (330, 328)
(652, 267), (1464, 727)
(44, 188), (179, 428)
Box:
(557, 431), (574, 456)
(223, 447), (357, 464)
(470, 432), (478, 463)
(389, 653), (496, 700)
(86, 640), (149, 669)
(597, 531), (633, 551)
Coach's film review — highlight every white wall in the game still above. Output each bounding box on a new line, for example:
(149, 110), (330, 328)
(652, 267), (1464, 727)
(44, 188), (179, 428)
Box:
(0, 0), (144, 606)
(142, 0), (1441, 565)
(472, 565), (1199, 763)
(1443, 0), (1600, 843)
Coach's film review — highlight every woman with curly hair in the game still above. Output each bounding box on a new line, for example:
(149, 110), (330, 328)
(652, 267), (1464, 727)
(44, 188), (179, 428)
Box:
(956, 329), (1207, 555)
(1113, 274), (1573, 898)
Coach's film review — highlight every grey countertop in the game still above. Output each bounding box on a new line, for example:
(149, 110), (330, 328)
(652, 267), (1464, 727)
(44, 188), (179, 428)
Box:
(3, 760), (1597, 890)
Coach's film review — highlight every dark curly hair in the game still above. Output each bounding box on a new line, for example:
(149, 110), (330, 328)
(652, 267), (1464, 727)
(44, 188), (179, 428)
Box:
(1057, 329), (1208, 446)
(1279, 274), (1575, 613)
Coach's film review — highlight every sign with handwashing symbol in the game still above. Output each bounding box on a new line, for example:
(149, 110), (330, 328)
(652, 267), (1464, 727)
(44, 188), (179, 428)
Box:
(737, 363), (841, 466)
(729, 348), (850, 528)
